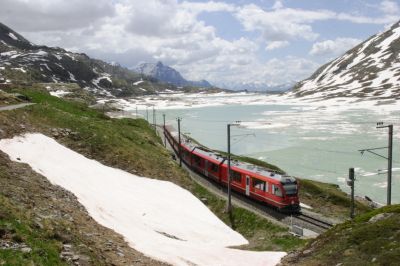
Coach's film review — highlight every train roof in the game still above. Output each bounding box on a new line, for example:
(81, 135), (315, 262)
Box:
(166, 126), (296, 184)
(190, 144), (225, 163)
(225, 160), (295, 183)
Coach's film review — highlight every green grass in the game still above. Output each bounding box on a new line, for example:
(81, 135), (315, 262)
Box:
(299, 179), (371, 217)
(0, 196), (66, 266)
(1, 88), (306, 252)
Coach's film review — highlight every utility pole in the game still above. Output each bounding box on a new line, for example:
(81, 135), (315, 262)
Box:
(226, 122), (240, 214)
(388, 124), (393, 205)
(146, 107), (149, 122)
(152, 106), (156, 130)
(359, 122), (393, 205)
(377, 123), (393, 205)
(163, 114), (166, 147)
(177, 117), (182, 167)
(348, 168), (355, 219)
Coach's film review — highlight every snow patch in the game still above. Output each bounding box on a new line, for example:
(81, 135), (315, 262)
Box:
(300, 203), (312, 209)
(0, 134), (286, 266)
(133, 79), (144, 85)
(8, 32), (18, 41)
(49, 90), (71, 97)
(68, 72), (77, 82)
(12, 67), (26, 73)
(54, 54), (63, 60)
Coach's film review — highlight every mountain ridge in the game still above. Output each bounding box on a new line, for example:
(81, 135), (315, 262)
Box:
(0, 22), (213, 98)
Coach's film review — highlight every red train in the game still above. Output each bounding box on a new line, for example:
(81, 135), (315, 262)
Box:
(164, 126), (300, 213)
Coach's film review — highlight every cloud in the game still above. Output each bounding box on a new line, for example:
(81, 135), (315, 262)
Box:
(335, 1), (399, 25)
(379, 1), (400, 15)
(309, 38), (362, 57)
(180, 1), (236, 14)
(266, 41), (289, 50)
(235, 4), (335, 43)
(0, 0), (115, 32)
(272, 1), (284, 10)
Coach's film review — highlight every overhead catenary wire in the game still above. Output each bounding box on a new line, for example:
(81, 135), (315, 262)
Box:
(187, 117), (400, 126)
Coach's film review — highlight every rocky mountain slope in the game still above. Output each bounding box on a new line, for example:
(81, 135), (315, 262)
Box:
(291, 21), (400, 101)
(135, 61), (212, 88)
(0, 22), (183, 97)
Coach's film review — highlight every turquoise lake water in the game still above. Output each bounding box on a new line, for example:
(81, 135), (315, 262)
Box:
(129, 94), (400, 204)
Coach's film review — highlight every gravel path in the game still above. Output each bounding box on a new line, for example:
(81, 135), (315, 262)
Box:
(0, 103), (35, 111)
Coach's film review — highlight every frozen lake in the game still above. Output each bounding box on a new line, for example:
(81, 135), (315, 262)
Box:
(116, 92), (400, 205)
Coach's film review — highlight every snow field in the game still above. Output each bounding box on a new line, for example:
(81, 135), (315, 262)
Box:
(0, 133), (286, 266)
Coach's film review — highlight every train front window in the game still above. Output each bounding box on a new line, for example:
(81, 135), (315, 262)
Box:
(283, 183), (298, 196)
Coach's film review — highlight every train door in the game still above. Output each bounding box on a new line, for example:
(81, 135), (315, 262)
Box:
(204, 160), (209, 177)
(245, 175), (250, 196)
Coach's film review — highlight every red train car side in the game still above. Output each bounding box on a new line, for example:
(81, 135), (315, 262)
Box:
(164, 126), (300, 213)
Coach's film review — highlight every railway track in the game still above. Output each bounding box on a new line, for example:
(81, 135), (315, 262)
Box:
(294, 213), (334, 231)
(157, 126), (337, 234)
(229, 186), (335, 233)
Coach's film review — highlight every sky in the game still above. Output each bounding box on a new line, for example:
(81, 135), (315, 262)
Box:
(0, 0), (399, 89)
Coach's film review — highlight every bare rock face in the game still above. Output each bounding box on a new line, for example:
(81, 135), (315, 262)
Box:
(368, 212), (394, 223)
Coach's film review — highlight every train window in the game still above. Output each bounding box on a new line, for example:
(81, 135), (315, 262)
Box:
(193, 155), (202, 166)
(272, 185), (283, 197)
(252, 178), (266, 191)
(231, 171), (242, 183)
(265, 182), (269, 193)
(209, 163), (219, 173)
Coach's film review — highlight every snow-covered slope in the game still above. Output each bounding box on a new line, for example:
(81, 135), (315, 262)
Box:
(135, 61), (212, 88)
(0, 133), (286, 266)
(292, 21), (400, 101)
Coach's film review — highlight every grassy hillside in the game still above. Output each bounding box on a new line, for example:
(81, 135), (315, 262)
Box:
(0, 87), (307, 265)
(282, 204), (400, 265)
(0, 195), (66, 266)
(299, 179), (371, 218)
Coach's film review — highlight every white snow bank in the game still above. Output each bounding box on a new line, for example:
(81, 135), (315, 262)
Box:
(49, 90), (71, 98)
(133, 79), (144, 85)
(8, 32), (18, 41)
(300, 203), (313, 210)
(0, 133), (286, 266)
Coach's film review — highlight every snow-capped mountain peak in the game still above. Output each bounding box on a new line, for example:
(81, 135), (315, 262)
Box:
(135, 61), (212, 88)
(291, 21), (400, 101)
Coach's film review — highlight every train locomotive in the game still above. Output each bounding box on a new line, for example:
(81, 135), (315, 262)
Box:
(164, 126), (300, 213)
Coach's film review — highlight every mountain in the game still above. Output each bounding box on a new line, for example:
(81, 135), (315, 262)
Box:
(0, 22), (182, 97)
(291, 21), (400, 101)
(135, 61), (212, 88)
(219, 81), (294, 92)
